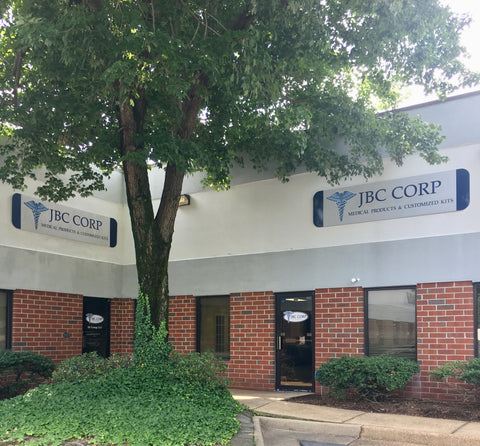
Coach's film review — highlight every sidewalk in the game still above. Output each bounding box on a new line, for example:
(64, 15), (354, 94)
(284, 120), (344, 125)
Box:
(230, 389), (480, 446)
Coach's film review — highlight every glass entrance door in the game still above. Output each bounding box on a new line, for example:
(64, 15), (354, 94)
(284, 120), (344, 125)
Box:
(82, 297), (111, 358)
(276, 292), (314, 390)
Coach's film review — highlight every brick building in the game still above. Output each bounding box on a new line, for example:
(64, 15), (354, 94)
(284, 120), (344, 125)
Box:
(2, 91), (480, 401)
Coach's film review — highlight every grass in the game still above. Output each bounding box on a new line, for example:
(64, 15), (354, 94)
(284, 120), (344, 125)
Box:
(0, 364), (244, 445)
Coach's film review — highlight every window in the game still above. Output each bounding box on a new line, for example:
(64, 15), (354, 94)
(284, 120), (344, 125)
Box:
(366, 287), (416, 361)
(197, 296), (230, 359)
(0, 291), (12, 350)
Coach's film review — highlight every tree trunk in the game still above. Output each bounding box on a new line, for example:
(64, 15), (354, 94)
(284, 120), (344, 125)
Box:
(123, 159), (182, 327)
(119, 73), (207, 327)
(119, 94), (183, 328)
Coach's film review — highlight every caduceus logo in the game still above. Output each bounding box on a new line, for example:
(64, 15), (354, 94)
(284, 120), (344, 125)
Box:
(24, 200), (49, 230)
(327, 191), (356, 222)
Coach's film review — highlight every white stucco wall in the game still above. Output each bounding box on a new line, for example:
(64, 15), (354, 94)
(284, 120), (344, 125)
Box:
(170, 144), (480, 261)
(170, 91), (480, 261)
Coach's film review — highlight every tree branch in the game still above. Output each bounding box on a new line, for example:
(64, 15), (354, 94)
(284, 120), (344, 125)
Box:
(178, 0), (221, 36)
(12, 51), (25, 108)
(151, 0), (156, 33)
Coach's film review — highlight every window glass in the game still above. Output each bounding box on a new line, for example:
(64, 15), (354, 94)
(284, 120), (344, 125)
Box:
(0, 292), (7, 350)
(198, 296), (230, 359)
(367, 288), (416, 360)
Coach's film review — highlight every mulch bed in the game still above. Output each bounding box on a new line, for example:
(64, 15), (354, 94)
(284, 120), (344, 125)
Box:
(288, 393), (480, 422)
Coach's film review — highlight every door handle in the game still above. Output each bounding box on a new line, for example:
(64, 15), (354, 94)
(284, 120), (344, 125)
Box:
(278, 336), (282, 350)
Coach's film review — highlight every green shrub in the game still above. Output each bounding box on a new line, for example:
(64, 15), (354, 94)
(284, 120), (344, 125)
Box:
(460, 358), (480, 386)
(171, 351), (231, 390)
(51, 352), (132, 383)
(431, 358), (480, 387)
(430, 360), (466, 380)
(0, 350), (55, 398)
(316, 355), (419, 401)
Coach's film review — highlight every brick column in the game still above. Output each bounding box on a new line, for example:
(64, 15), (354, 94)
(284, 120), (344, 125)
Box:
(169, 295), (196, 353)
(314, 287), (364, 393)
(110, 298), (135, 355)
(416, 281), (475, 401)
(228, 292), (276, 390)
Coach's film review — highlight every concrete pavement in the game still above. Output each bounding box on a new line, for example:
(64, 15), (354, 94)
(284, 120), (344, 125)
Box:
(230, 389), (480, 446)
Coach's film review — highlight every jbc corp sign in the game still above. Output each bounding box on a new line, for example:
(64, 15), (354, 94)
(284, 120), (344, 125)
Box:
(313, 169), (469, 227)
(12, 193), (117, 247)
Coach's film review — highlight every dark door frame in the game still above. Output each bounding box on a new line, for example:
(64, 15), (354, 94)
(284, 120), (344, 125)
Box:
(275, 290), (315, 391)
(82, 296), (111, 358)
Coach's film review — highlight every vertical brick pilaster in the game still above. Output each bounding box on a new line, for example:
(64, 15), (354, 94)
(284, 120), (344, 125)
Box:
(314, 287), (364, 393)
(169, 295), (196, 353)
(415, 281), (475, 401)
(228, 291), (276, 390)
(315, 287), (364, 363)
(110, 298), (135, 355)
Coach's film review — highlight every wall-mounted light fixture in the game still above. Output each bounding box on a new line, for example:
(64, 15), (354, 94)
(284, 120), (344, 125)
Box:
(179, 194), (191, 207)
(351, 277), (360, 283)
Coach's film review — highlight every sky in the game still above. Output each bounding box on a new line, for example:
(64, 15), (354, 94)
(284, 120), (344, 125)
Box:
(401, 0), (480, 106)
(448, 0), (480, 71)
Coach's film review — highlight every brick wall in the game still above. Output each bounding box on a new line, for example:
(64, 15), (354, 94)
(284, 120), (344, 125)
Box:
(314, 287), (364, 395)
(314, 287), (364, 365)
(414, 281), (475, 401)
(169, 295), (196, 353)
(229, 292), (276, 390)
(168, 282), (476, 401)
(110, 298), (135, 355)
(11, 290), (83, 362)
(11, 289), (134, 363)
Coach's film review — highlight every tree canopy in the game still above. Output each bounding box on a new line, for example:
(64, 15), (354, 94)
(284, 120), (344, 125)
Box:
(0, 0), (477, 325)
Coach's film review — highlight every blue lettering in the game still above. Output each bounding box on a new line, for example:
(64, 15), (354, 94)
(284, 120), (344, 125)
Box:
(392, 186), (403, 199)
(49, 210), (70, 223)
(391, 181), (441, 200)
(358, 190), (375, 208)
(418, 182), (429, 195)
(431, 180), (441, 194)
(404, 184), (417, 198)
(358, 181), (442, 207)
(375, 188), (387, 201)
(72, 215), (102, 230)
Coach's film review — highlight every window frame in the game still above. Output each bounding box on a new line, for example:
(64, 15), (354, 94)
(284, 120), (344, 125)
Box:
(474, 283), (479, 358)
(196, 295), (230, 360)
(364, 286), (417, 361)
(0, 290), (12, 350)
